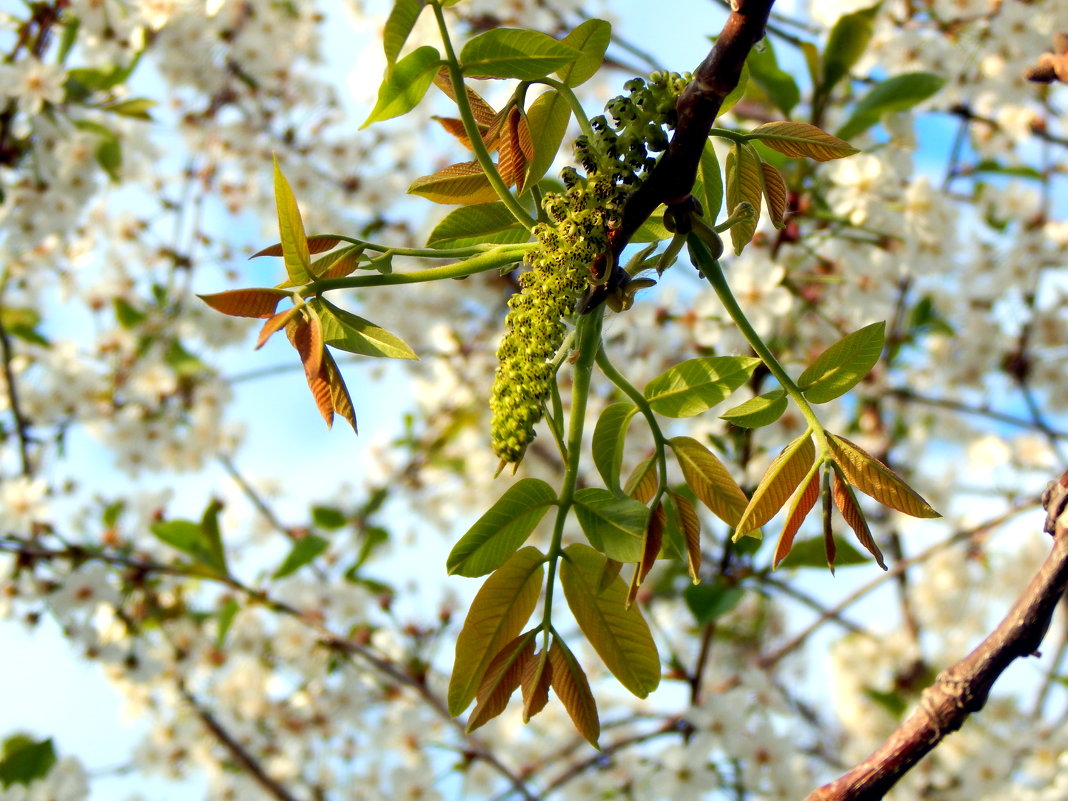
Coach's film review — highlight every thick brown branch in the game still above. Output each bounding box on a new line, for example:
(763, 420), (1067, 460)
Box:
(803, 471), (1068, 801)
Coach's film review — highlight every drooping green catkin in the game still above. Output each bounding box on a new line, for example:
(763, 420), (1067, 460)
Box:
(490, 74), (688, 464)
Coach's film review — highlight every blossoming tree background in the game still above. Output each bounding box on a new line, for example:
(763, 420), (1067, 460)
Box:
(3, 0), (1068, 800)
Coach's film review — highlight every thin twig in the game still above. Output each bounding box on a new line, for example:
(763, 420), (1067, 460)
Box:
(0, 307), (32, 476)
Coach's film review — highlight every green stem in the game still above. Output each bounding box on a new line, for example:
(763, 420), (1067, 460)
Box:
(307, 244), (531, 293)
(541, 309), (605, 642)
(429, 0), (536, 231)
(534, 77), (594, 138)
(689, 233), (828, 451)
(325, 235), (518, 259)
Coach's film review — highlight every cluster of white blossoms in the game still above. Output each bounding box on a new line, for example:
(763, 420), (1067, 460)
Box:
(1, 0), (1068, 799)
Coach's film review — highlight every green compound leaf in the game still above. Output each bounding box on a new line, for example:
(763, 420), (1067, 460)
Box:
(383, 0), (425, 65)
(273, 158), (312, 285)
(273, 534), (330, 579)
(720, 388), (787, 429)
(447, 478), (556, 577)
(361, 45), (441, 128)
(426, 202), (530, 248)
(555, 18), (611, 87)
(798, 321), (885, 403)
(749, 121), (859, 162)
(523, 89), (572, 189)
(449, 546), (545, 716)
(0, 736), (56, 789)
(573, 487), (650, 563)
(560, 543), (660, 698)
(644, 356), (759, 418)
(310, 298), (418, 360)
(592, 402), (638, 494)
(821, 4), (878, 93)
(836, 72), (946, 141)
(150, 518), (228, 576)
(460, 28), (580, 80)
(724, 143), (763, 254)
(408, 160), (500, 205)
(735, 433), (815, 538)
(827, 434), (940, 518)
(670, 436), (749, 527)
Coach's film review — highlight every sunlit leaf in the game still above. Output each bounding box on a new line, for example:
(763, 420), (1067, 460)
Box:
(749, 121), (859, 162)
(467, 630), (536, 731)
(672, 493), (701, 583)
(592, 402), (637, 494)
(573, 488), (650, 563)
(556, 18), (611, 87)
(747, 39), (800, 115)
(447, 478), (556, 577)
(628, 501), (664, 607)
(720, 389), (787, 429)
(361, 45), (441, 128)
(313, 245), (365, 279)
(831, 465), (886, 569)
(718, 61), (749, 117)
(760, 162), (788, 229)
(560, 544), (660, 697)
(273, 534), (330, 579)
(521, 648), (552, 722)
(836, 72), (946, 141)
(773, 470), (819, 569)
(698, 139), (723, 223)
(101, 97), (156, 120)
(827, 434), (940, 518)
(427, 202), (529, 248)
(798, 321), (885, 404)
(251, 235), (344, 259)
(460, 28), (580, 80)
(383, 0), (425, 64)
(448, 547), (545, 715)
(624, 455), (659, 504)
(523, 89), (571, 188)
(408, 161), (500, 205)
(644, 356), (759, 417)
(311, 298), (418, 360)
(548, 638), (600, 747)
(256, 306), (301, 350)
(725, 143), (762, 254)
(197, 288), (289, 318)
(735, 433), (815, 538)
(273, 159), (312, 285)
(286, 317), (332, 426)
(670, 436), (749, 527)
(432, 69), (499, 130)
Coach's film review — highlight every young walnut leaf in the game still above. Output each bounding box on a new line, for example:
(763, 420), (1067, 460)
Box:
(831, 465), (886, 569)
(198, 288), (289, 318)
(256, 306), (301, 350)
(361, 45), (441, 129)
(749, 121), (859, 161)
(628, 502), (665, 607)
(828, 434), (939, 518)
(798, 321), (885, 404)
(521, 648), (552, 723)
(760, 162), (788, 229)
(672, 493), (702, 583)
(323, 351), (358, 432)
(560, 544), (660, 698)
(383, 0), (426, 65)
(735, 433), (815, 538)
(624, 455), (659, 505)
(467, 630), (536, 732)
(773, 469), (820, 569)
(432, 68), (499, 131)
(448, 546), (545, 716)
(408, 161), (500, 205)
(724, 143), (763, 254)
(272, 159), (313, 285)
(251, 235), (344, 259)
(549, 638), (600, 747)
(670, 436), (749, 528)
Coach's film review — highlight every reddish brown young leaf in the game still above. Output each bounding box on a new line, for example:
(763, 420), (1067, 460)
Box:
(773, 470), (820, 569)
(831, 466), (886, 569)
(517, 111), (534, 162)
(624, 455), (659, 504)
(735, 434), (815, 538)
(760, 162), (788, 229)
(313, 246), (364, 280)
(290, 309), (323, 382)
(198, 288), (289, 318)
(548, 639), (600, 748)
(323, 350), (358, 433)
(286, 318), (332, 427)
(521, 648), (552, 723)
(627, 501), (665, 608)
(467, 631), (536, 732)
(672, 493), (702, 583)
(256, 306), (301, 349)
(250, 235), (344, 259)
(432, 69), (499, 131)
(497, 107), (529, 191)
(827, 434), (939, 518)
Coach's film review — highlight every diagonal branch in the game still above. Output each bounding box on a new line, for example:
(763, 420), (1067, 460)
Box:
(803, 471), (1068, 801)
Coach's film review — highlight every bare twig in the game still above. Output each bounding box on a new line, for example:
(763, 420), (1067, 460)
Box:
(0, 307), (32, 475)
(802, 472), (1068, 800)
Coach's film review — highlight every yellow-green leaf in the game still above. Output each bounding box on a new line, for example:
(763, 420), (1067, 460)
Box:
(560, 543), (660, 698)
(467, 631), (536, 732)
(724, 143), (763, 255)
(555, 18), (611, 87)
(670, 436), (749, 527)
(573, 487), (650, 563)
(735, 433), (815, 538)
(523, 89), (571, 190)
(798, 321), (885, 404)
(273, 159), (312, 285)
(361, 45), (441, 128)
(831, 465), (885, 569)
(749, 121), (859, 161)
(408, 161), (500, 205)
(644, 356), (760, 418)
(720, 389), (788, 429)
(592, 402), (638, 494)
(827, 434), (939, 518)
(548, 638), (600, 747)
(460, 28), (580, 81)
(383, 0), (425, 65)
(448, 546), (545, 715)
(624, 455), (659, 504)
(311, 298), (418, 360)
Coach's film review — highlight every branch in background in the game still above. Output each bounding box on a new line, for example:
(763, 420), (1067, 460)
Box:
(803, 471), (1068, 801)
(0, 310), (33, 476)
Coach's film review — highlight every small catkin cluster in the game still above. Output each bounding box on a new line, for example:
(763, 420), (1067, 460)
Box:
(490, 73), (688, 464)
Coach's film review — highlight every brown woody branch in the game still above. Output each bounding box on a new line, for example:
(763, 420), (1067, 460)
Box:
(584, 0), (775, 309)
(802, 471), (1068, 801)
